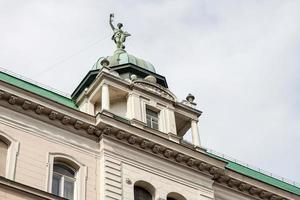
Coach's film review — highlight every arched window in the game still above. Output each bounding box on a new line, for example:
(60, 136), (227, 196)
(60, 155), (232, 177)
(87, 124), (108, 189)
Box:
(134, 181), (155, 200)
(167, 192), (186, 200)
(0, 139), (8, 177)
(52, 163), (76, 200)
(134, 186), (152, 200)
(48, 154), (87, 200)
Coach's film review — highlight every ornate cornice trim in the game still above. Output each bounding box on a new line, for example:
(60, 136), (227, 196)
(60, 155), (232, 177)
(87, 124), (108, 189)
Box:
(0, 90), (101, 139)
(132, 80), (176, 101)
(0, 89), (292, 200)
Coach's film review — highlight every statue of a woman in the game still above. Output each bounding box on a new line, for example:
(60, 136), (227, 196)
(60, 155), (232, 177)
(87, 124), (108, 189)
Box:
(109, 14), (131, 50)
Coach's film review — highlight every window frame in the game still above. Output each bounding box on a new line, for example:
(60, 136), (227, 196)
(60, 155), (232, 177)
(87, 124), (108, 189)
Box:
(146, 108), (159, 130)
(0, 131), (19, 180)
(140, 99), (169, 133)
(52, 162), (76, 199)
(133, 180), (155, 200)
(47, 153), (87, 200)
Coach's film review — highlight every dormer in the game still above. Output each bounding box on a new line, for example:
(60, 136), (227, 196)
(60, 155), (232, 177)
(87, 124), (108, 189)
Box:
(70, 17), (202, 147)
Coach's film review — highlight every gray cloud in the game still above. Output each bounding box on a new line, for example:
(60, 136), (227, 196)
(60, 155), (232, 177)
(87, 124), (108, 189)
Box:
(0, 0), (299, 184)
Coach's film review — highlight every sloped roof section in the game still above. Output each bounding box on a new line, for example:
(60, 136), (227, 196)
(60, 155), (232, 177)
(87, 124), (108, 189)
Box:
(206, 151), (300, 196)
(0, 69), (77, 109)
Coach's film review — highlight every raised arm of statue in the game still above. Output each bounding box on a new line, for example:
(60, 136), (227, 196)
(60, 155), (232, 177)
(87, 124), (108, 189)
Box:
(124, 32), (131, 37)
(109, 13), (115, 30)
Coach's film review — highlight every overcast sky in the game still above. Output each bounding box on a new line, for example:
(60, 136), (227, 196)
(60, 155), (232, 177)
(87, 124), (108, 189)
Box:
(1, 1), (299, 185)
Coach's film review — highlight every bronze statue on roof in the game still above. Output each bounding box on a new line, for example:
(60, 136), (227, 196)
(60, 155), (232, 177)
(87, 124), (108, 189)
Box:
(109, 14), (131, 50)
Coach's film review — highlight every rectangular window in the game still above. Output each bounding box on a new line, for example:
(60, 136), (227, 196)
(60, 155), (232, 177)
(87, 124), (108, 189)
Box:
(146, 108), (159, 130)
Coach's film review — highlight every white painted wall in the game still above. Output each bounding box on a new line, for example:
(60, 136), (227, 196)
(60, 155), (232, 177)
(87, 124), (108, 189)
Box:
(110, 100), (127, 117)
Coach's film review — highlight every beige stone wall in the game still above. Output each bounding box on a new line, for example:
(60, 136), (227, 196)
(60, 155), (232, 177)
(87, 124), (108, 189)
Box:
(0, 106), (99, 200)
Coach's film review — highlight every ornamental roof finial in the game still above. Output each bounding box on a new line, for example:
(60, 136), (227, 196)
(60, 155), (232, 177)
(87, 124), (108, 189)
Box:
(109, 13), (131, 50)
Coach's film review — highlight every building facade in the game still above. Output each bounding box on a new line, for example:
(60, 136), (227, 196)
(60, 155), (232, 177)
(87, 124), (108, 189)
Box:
(0, 17), (299, 200)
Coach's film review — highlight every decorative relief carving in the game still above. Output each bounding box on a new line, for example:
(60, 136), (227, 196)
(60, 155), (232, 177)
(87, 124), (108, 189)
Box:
(128, 135), (137, 144)
(116, 130), (126, 140)
(175, 153), (184, 162)
(87, 125), (96, 134)
(152, 145), (161, 154)
(187, 158), (196, 167)
(249, 187), (261, 195)
(238, 183), (251, 192)
(134, 80), (175, 101)
(260, 191), (272, 199)
(228, 179), (240, 188)
(94, 129), (102, 136)
(103, 127), (112, 135)
(163, 149), (173, 158)
(74, 120), (83, 129)
(217, 175), (230, 184)
(22, 100), (32, 110)
(198, 162), (209, 171)
(49, 111), (58, 120)
(35, 105), (44, 114)
(140, 139), (150, 149)
(62, 116), (71, 124)
(8, 96), (17, 104)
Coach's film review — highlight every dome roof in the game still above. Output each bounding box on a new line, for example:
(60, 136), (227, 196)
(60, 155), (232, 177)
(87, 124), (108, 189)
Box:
(92, 50), (156, 73)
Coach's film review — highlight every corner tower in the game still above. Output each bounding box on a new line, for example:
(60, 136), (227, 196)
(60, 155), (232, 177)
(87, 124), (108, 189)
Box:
(71, 14), (202, 147)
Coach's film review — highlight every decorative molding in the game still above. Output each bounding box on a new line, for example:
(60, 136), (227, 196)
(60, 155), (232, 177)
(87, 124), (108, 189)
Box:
(0, 89), (293, 200)
(0, 89), (100, 139)
(133, 80), (176, 101)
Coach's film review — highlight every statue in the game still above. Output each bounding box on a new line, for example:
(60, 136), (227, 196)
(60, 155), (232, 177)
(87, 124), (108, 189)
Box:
(109, 14), (131, 50)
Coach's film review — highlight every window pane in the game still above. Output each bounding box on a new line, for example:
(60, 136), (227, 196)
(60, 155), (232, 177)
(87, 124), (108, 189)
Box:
(54, 163), (75, 177)
(52, 174), (61, 196)
(152, 122), (159, 130)
(146, 109), (158, 118)
(146, 118), (152, 127)
(134, 186), (152, 200)
(146, 108), (159, 130)
(0, 140), (8, 177)
(64, 179), (74, 200)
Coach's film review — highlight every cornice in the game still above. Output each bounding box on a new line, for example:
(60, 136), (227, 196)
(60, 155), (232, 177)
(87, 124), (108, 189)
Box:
(0, 176), (65, 200)
(0, 89), (293, 200)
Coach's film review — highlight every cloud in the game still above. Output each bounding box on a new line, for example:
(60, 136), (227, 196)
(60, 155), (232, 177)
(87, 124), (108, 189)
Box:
(0, 0), (300, 183)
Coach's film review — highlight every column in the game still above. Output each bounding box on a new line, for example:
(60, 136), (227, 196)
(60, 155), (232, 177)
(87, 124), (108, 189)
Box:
(166, 108), (177, 135)
(126, 93), (141, 121)
(191, 119), (200, 146)
(101, 83), (110, 111)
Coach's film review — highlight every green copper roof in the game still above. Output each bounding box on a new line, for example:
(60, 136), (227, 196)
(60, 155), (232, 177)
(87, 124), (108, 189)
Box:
(0, 70), (77, 109)
(206, 152), (300, 196)
(92, 50), (156, 73)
